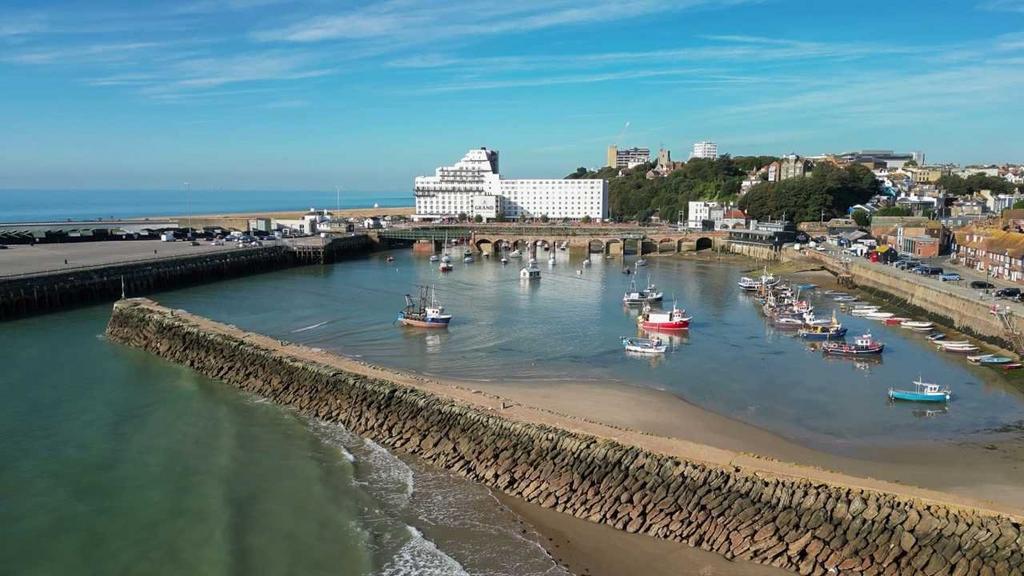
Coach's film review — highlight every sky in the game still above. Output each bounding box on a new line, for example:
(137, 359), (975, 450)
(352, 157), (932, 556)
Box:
(1, 0), (1023, 193)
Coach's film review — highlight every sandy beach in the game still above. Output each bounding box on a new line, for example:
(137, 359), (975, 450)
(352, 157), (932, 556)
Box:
(130, 298), (1024, 576)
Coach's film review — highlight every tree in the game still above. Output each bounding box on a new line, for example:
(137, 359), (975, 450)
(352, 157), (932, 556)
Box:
(738, 163), (880, 223)
(566, 167), (589, 179)
(540, 214), (550, 223)
(581, 215), (592, 224)
(851, 210), (871, 227)
(494, 213), (507, 222)
(904, 159), (918, 167)
(1013, 199), (1024, 210)
(473, 214), (483, 223)
(457, 212), (468, 222)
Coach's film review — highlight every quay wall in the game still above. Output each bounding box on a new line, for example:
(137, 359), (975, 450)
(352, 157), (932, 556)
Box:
(106, 299), (1024, 576)
(0, 236), (372, 320)
(725, 241), (781, 262)
(801, 251), (1009, 346)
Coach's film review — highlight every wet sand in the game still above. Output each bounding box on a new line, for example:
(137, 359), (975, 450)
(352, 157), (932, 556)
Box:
(495, 492), (792, 576)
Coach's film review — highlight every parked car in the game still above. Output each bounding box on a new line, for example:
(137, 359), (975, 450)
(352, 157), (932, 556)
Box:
(970, 281), (995, 290)
(913, 265), (942, 275)
(995, 287), (1022, 299)
(940, 273), (961, 282)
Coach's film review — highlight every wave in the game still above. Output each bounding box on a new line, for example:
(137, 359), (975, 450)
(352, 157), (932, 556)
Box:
(378, 525), (470, 576)
(292, 320), (329, 333)
(362, 439), (415, 507)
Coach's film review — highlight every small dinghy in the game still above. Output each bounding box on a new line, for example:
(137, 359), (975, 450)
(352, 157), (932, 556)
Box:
(850, 306), (881, 316)
(901, 320), (934, 331)
(884, 317), (910, 325)
(1003, 363), (1023, 371)
(938, 343), (979, 353)
(429, 254), (440, 262)
(833, 295), (859, 302)
(926, 333), (946, 341)
(979, 355), (1015, 366)
(865, 311), (895, 320)
(621, 336), (667, 355)
(967, 353), (995, 364)
(889, 379), (951, 403)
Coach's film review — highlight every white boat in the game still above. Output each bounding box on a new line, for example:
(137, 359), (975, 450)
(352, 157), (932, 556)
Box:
(583, 258), (591, 267)
(621, 336), (667, 354)
(935, 340), (970, 348)
(901, 320), (934, 331)
(509, 249), (523, 259)
(463, 255), (474, 263)
(849, 306), (881, 316)
(967, 353), (995, 363)
(865, 311), (895, 320)
(635, 258), (648, 267)
(429, 254), (440, 262)
(500, 257), (509, 265)
(520, 261), (541, 280)
(548, 255), (556, 266)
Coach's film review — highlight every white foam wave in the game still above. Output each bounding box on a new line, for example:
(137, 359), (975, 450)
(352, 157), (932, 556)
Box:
(362, 439), (415, 507)
(378, 525), (470, 576)
(292, 320), (328, 333)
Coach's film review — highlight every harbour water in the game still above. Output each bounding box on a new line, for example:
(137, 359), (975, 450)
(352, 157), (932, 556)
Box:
(4, 247), (1024, 573)
(157, 249), (1024, 450)
(0, 189), (408, 223)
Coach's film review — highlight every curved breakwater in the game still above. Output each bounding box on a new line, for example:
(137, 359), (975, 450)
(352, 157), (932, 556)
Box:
(106, 298), (1024, 576)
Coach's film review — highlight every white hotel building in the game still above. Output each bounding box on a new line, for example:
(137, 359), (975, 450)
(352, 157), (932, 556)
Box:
(413, 148), (608, 222)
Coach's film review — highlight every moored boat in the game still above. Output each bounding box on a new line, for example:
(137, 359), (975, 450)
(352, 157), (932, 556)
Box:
(849, 306), (880, 316)
(429, 254), (440, 262)
(397, 286), (452, 329)
(832, 295), (858, 302)
(938, 343), (979, 353)
(979, 355), (1015, 366)
(520, 260), (541, 280)
(888, 379), (951, 403)
(901, 320), (934, 331)
(884, 317), (910, 325)
(967, 353), (995, 363)
(638, 303), (691, 331)
(621, 336), (667, 354)
(865, 311), (895, 320)
(822, 333), (884, 355)
(798, 324), (848, 341)
(926, 332), (946, 341)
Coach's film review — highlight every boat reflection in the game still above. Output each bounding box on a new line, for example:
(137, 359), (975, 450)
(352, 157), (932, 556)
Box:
(639, 328), (689, 348)
(912, 406), (949, 418)
(624, 350), (666, 366)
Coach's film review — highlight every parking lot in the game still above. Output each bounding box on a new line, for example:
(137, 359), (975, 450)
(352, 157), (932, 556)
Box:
(0, 240), (240, 278)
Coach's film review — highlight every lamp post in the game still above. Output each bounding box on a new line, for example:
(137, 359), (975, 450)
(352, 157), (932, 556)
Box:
(185, 181), (192, 239)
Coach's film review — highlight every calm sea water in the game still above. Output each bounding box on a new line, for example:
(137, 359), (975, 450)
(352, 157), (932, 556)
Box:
(155, 249), (1024, 448)
(0, 306), (568, 576)
(0, 189), (409, 223)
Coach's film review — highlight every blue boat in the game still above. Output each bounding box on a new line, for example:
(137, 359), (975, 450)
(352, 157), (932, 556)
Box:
(799, 326), (848, 340)
(795, 283), (817, 291)
(888, 379), (951, 403)
(979, 355), (1014, 365)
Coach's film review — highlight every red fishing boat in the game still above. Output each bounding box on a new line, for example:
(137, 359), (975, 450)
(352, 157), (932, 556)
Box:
(637, 303), (691, 331)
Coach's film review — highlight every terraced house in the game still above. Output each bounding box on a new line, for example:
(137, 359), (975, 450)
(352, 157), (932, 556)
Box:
(955, 227), (1024, 283)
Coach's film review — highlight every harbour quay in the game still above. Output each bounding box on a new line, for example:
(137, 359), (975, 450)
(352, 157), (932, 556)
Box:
(0, 235), (372, 320)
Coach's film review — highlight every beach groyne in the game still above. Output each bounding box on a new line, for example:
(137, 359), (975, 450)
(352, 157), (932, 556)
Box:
(106, 299), (1024, 576)
(0, 236), (371, 320)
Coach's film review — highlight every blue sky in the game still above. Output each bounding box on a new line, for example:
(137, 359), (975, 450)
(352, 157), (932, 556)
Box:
(2, 0), (1023, 193)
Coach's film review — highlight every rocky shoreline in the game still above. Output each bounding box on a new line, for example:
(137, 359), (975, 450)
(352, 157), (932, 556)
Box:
(106, 298), (1024, 576)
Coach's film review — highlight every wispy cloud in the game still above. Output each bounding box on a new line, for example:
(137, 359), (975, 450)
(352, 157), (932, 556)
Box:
(255, 0), (764, 45)
(979, 0), (1024, 12)
(422, 68), (708, 93)
(2, 42), (165, 65)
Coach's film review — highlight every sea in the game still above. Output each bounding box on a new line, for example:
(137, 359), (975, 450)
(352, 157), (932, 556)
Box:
(0, 189), (410, 223)
(3, 228), (1024, 574)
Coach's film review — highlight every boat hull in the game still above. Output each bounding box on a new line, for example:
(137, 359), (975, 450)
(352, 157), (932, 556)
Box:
(641, 320), (690, 331)
(822, 343), (884, 355)
(398, 316), (451, 329)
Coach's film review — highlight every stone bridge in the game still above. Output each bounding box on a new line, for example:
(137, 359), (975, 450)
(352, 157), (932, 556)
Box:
(375, 225), (726, 256)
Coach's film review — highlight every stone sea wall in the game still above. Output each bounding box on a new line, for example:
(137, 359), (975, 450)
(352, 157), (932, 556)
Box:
(726, 241), (781, 262)
(107, 300), (1024, 576)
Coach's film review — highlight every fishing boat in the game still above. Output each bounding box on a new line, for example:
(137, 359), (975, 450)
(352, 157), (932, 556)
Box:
(774, 317), (805, 329)
(884, 317), (910, 325)
(798, 319), (848, 341)
(980, 355), (1015, 366)
(888, 379), (951, 403)
(623, 279), (646, 305)
(621, 336), (667, 355)
(822, 333), (884, 355)
(439, 260), (453, 272)
(865, 311), (895, 320)
(900, 320), (934, 331)
(737, 276), (761, 291)
(637, 302), (691, 331)
(641, 276), (663, 303)
(397, 286), (452, 328)
(520, 260), (541, 280)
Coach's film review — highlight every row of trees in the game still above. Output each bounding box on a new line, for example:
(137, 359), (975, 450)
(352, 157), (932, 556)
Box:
(567, 155), (777, 222)
(738, 163), (881, 223)
(937, 173), (1017, 196)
